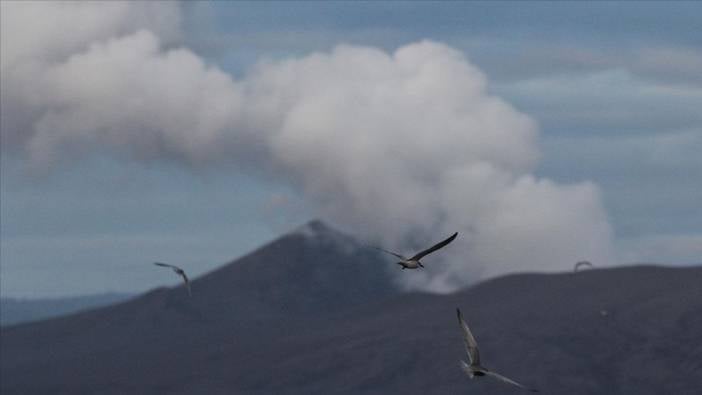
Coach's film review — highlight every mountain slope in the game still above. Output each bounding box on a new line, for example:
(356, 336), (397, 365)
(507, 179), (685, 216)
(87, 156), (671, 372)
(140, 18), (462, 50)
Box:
(1, 220), (401, 393)
(2, 222), (701, 394)
(206, 265), (702, 395)
(189, 220), (398, 318)
(1, 293), (133, 327)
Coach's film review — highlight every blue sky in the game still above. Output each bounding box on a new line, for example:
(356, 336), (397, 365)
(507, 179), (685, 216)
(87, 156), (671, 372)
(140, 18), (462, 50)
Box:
(2, 1), (700, 297)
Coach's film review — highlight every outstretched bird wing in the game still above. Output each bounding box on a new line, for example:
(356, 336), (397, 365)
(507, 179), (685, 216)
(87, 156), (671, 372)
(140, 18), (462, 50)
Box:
(154, 262), (181, 270)
(456, 308), (480, 365)
(155, 262), (191, 296)
(372, 246), (407, 261)
(410, 232), (458, 261)
(574, 261), (593, 272)
(485, 370), (539, 392)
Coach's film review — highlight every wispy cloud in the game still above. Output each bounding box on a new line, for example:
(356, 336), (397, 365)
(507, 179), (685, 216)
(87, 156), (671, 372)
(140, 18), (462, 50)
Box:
(497, 69), (702, 135)
(619, 234), (702, 265)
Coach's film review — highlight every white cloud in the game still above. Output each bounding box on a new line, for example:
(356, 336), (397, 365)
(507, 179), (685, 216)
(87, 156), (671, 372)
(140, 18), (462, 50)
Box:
(27, 29), (249, 169)
(1, 2), (616, 292)
(0, 1), (180, 70)
(1, 1), (183, 159)
(241, 43), (614, 291)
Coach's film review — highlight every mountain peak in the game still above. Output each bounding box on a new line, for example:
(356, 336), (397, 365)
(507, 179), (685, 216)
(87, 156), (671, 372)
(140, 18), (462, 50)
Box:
(290, 220), (359, 252)
(161, 218), (397, 319)
(293, 219), (339, 237)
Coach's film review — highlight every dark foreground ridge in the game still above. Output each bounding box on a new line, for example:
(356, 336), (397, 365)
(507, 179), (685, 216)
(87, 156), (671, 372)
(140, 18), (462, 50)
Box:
(2, 221), (701, 394)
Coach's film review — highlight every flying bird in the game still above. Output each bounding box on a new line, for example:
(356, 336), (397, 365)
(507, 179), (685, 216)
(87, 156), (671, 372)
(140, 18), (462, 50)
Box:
(456, 308), (538, 392)
(574, 260), (594, 272)
(373, 232), (458, 269)
(153, 262), (191, 296)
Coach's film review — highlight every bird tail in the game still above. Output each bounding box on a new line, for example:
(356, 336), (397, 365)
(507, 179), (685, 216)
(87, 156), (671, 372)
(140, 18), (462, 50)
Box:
(459, 360), (474, 378)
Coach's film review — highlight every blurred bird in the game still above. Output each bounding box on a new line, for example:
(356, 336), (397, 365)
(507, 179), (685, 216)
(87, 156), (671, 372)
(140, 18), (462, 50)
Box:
(456, 308), (538, 392)
(574, 261), (594, 272)
(153, 262), (191, 296)
(373, 232), (457, 269)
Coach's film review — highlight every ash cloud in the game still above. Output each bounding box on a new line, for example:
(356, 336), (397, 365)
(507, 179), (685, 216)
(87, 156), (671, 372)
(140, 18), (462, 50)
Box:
(1, 2), (615, 292)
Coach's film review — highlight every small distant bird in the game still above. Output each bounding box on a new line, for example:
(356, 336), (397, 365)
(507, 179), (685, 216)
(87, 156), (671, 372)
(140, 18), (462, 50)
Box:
(153, 262), (191, 296)
(574, 261), (594, 272)
(373, 232), (457, 269)
(456, 308), (538, 392)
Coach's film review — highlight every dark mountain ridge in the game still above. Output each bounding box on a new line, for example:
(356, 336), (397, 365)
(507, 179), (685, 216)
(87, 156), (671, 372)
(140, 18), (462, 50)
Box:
(2, 221), (701, 394)
(0, 293), (133, 327)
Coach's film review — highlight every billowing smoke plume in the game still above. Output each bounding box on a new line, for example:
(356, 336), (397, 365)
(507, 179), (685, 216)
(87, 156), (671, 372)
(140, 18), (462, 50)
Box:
(1, 2), (614, 292)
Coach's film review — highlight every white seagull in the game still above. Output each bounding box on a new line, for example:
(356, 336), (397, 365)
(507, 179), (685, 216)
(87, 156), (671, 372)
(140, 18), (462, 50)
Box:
(153, 262), (191, 296)
(374, 232), (458, 269)
(574, 260), (594, 272)
(456, 308), (538, 392)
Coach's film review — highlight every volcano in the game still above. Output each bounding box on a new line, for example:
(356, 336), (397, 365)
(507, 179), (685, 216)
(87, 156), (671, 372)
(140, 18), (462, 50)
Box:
(2, 221), (701, 394)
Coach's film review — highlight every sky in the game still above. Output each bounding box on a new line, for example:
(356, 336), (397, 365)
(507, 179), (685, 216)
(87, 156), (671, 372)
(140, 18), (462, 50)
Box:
(1, 1), (700, 298)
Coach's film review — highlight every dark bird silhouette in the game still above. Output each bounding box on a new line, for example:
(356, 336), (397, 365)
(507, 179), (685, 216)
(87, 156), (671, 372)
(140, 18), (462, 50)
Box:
(153, 262), (191, 296)
(373, 232), (457, 269)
